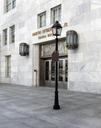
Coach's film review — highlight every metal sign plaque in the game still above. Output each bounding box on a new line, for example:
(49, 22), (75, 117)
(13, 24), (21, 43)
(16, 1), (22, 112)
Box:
(52, 51), (59, 62)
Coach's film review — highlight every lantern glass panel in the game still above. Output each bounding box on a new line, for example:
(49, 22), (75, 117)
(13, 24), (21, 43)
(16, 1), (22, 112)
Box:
(52, 28), (56, 36)
(25, 45), (28, 53)
(70, 34), (73, 44)
(57, 27), (62, 36)
(20, 45), (23, 54)
(73, 34), (77, 45)
(22, 45), (24, 53)
(24, 45), (26, 53)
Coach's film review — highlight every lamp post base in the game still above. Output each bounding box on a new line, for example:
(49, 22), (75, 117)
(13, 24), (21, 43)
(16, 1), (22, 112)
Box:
(53, 105), (60, 110)
(53, 91), (60, 110)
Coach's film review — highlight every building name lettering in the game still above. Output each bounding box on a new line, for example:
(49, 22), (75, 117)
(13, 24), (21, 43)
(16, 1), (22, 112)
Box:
(32, 22), (68, 39)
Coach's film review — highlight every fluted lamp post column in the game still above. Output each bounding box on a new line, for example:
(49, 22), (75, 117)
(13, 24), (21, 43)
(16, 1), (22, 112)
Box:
(51, 21), (62, 110)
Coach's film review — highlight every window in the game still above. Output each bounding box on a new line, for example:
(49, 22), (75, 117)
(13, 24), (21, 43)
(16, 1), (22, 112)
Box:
(65, 60), (68, 81)
(51, 61), (55, 81)
(6, 0), (11, 12)
(10, 25), (15, 43)
(59, 60), (63, 81)
(5, 55), (11, 78)
(5, 0), (16, 12)
(38, 11), (46, 28)
(3, 29), (7, 45)
(12, 0), (16, 8)
(51, 5), (61, 24)
(45, 61), (49, 80)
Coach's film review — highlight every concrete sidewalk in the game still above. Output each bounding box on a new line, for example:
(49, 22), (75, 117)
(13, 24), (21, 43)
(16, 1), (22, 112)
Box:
(0, 84), (101, 128)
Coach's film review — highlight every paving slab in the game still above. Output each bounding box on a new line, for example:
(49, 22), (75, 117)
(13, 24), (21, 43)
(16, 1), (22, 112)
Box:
(0, 84), (101, 128)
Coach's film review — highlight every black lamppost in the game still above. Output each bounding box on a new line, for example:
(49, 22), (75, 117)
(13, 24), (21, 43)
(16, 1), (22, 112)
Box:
(52, 21), (62, 110)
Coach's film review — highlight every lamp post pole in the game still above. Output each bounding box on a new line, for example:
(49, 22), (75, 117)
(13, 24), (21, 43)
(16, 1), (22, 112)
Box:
(53, 36), (60, 110)
(52, 21), (62, 110)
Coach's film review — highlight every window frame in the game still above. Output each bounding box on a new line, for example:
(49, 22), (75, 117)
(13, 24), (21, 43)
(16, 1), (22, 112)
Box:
(12, 0), (16, 8)
(37, 11), (46, 28)
(3, 28), (7, 45)
(51, 4), (61, 24)
(9, 25), (15, 44)
(5, 0), (16, 13)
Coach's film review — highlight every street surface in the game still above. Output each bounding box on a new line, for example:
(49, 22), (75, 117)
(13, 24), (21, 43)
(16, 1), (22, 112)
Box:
(0, 84), (101, 128)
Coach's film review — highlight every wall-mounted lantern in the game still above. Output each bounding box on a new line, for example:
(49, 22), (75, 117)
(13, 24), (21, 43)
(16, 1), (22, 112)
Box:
(19, 43), (29, 56)
(66, 30), (78, 49)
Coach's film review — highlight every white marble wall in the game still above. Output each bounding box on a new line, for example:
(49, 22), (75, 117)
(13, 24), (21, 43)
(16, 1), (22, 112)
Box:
(68, 0), (101, 93)
(0, 0), (34, 86)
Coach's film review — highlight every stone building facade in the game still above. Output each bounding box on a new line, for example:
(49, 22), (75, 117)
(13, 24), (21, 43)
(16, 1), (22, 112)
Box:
(0, 0), (101, 93)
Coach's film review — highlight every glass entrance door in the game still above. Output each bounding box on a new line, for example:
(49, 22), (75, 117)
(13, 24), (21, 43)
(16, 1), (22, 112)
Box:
(45, 61), (49, 81)
(44, 58), (68, 88)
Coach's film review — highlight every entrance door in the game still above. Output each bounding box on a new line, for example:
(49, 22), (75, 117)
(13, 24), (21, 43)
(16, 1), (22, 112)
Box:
(44, 58), (68, 88)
